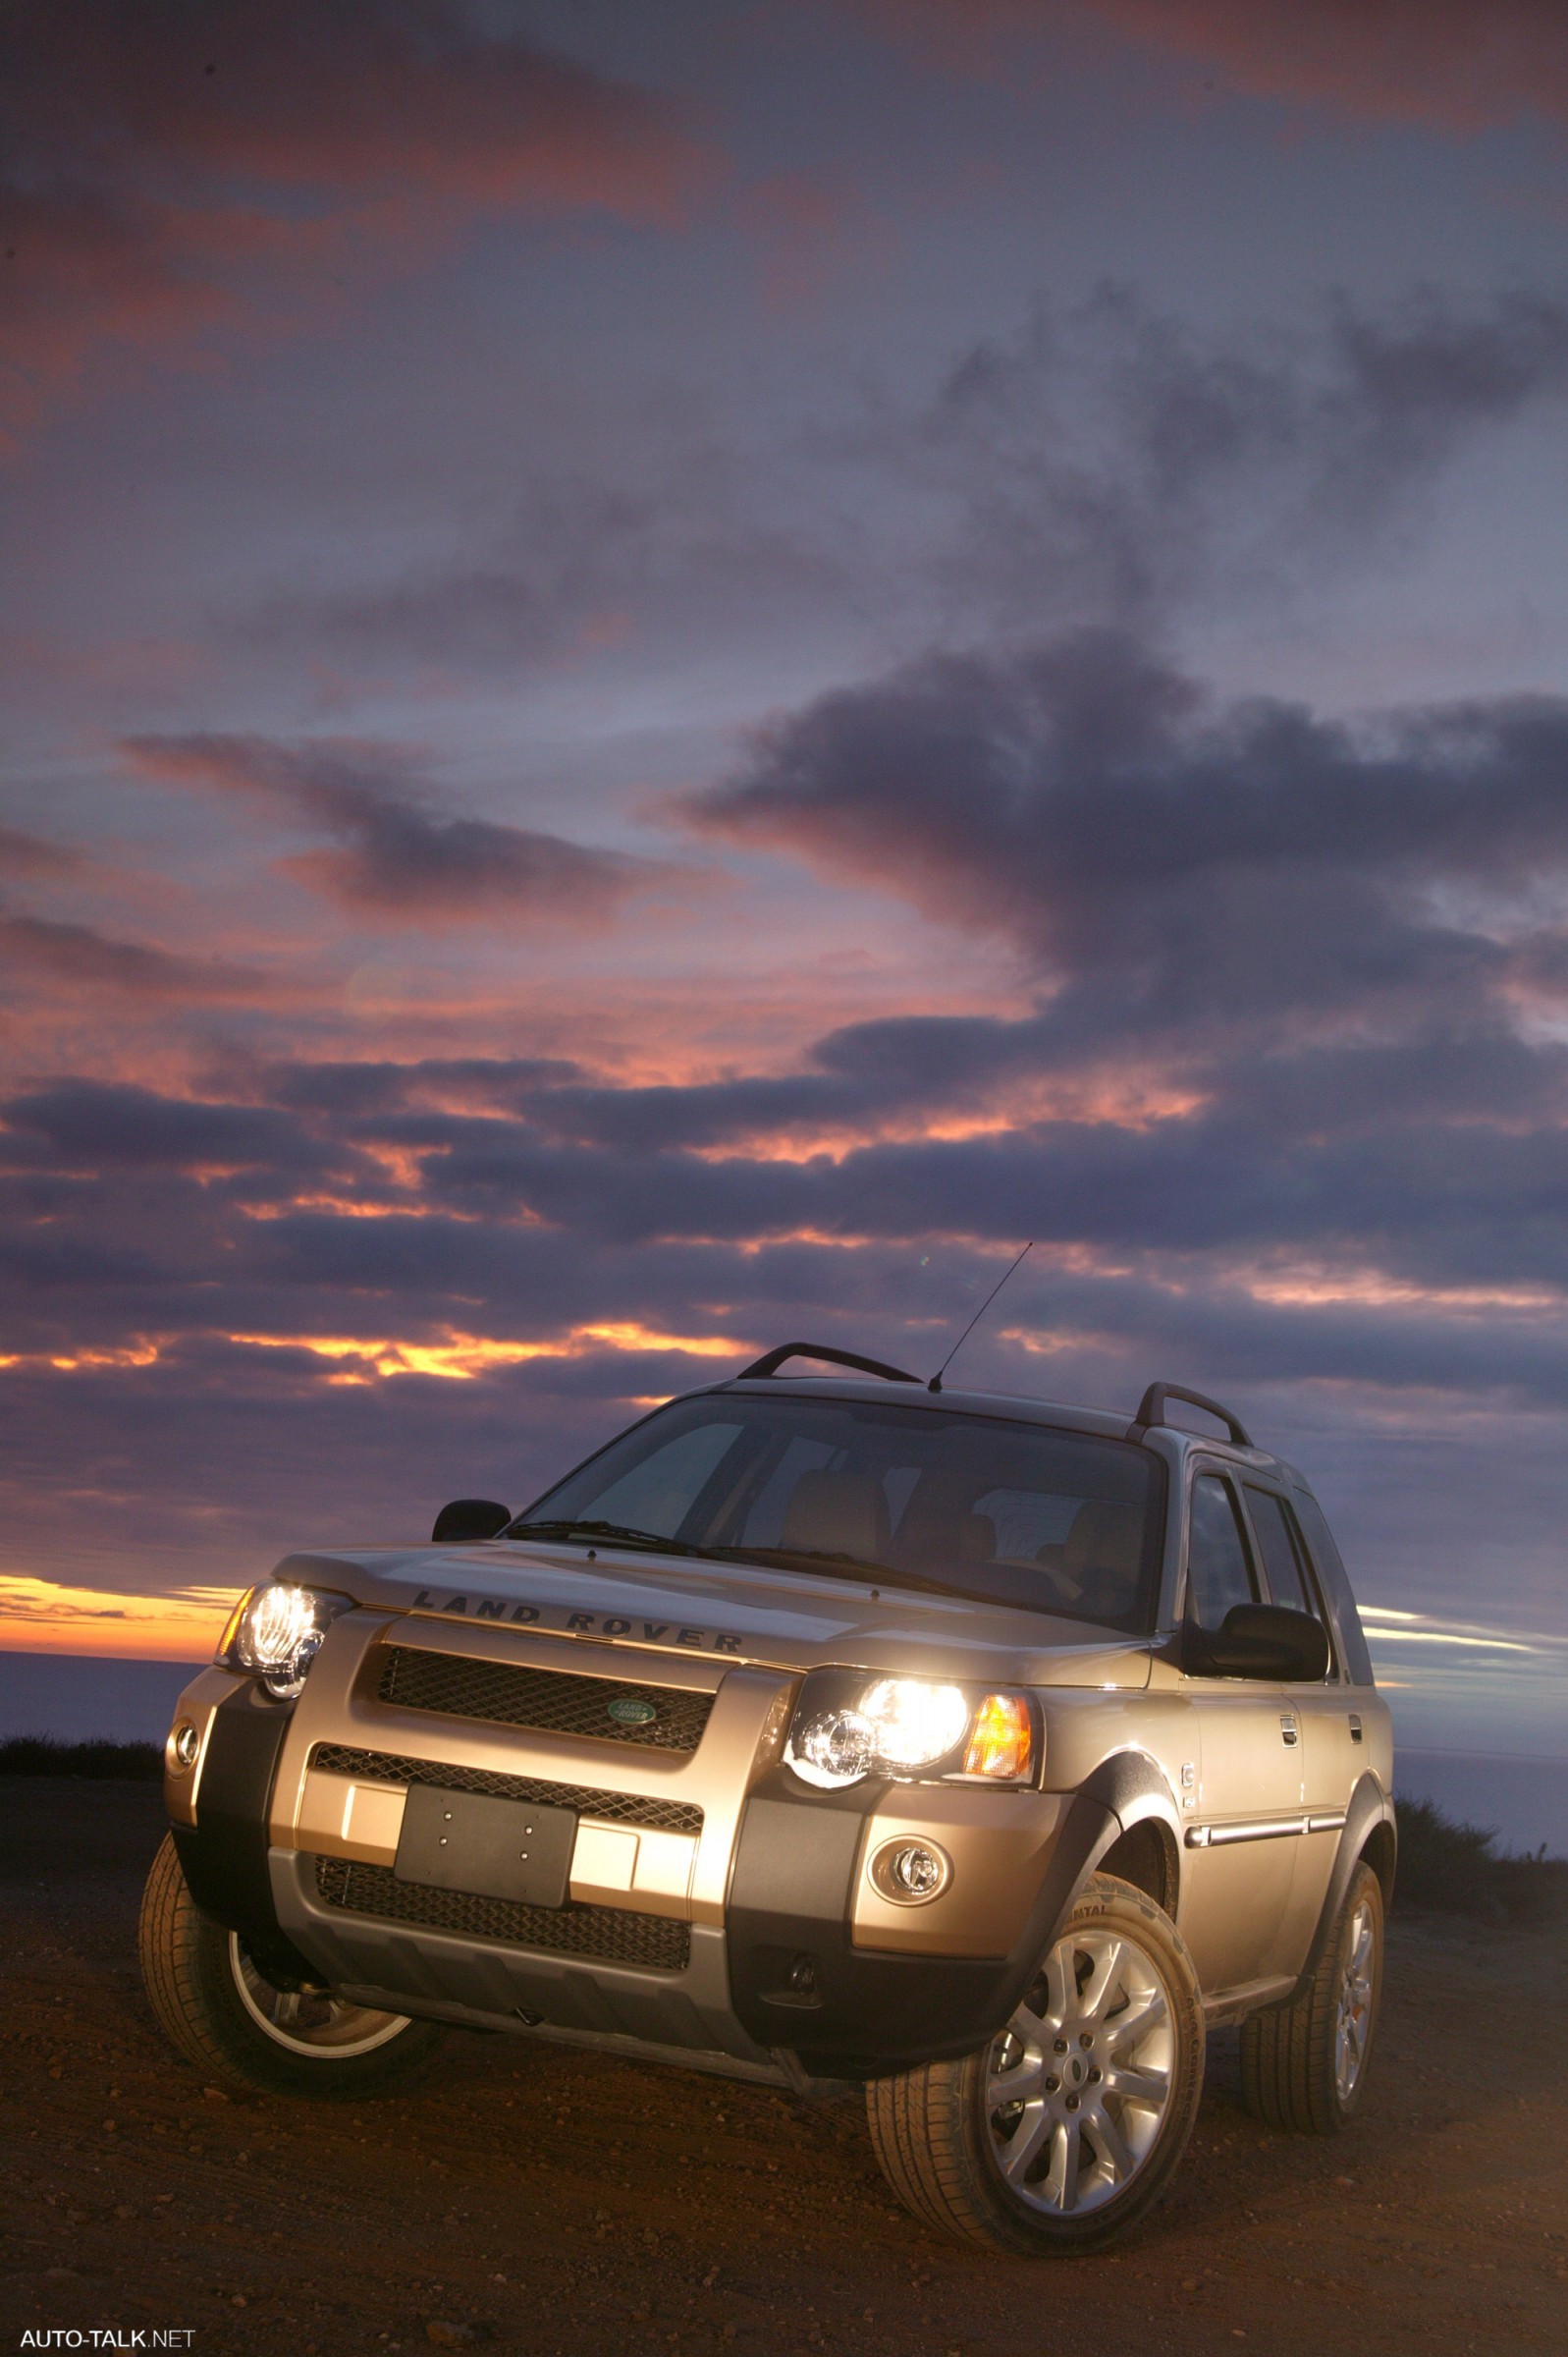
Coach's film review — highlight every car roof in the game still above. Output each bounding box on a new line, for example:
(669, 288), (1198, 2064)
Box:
(703, 1372), (1296, 1477)
(712, 1373), (1145, 1441)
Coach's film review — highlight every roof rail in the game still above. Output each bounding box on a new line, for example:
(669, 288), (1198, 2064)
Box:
(734, 1342), (922, 1385)
(1132, 1381), (1253, 1449)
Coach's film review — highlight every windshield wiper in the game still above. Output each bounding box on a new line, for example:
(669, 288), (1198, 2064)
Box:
(509, 1521), (973, 1599)
(507, 1517), (714, 1559)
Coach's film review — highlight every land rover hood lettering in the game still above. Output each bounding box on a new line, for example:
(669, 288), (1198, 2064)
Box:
(407, 1588), (743, 1652)
(267, 1545), (1154, 1684)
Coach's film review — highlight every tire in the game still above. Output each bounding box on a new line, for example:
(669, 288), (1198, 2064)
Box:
(1240, 1858), (1383, 2135)
(865, 1873), (1206, 2256)
(136, 1833), (445, 2101)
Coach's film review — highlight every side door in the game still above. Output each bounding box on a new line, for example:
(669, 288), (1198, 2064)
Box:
(1178, 1467), (1305, 1999)
(1240, 1482), (1358, 1946)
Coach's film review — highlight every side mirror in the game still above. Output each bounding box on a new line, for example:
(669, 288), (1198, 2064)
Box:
(1184, 1602), (1329, 1682)
(431, 1498), (513, 1544)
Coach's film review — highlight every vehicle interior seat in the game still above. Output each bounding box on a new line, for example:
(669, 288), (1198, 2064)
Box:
(1054, 1498), (1146, 1621)
(780, 1470), (891, 1562)
(895, 1505), (997, 1565)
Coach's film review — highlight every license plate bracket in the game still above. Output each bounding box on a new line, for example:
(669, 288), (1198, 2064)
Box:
(394, 1783), (577, 1909)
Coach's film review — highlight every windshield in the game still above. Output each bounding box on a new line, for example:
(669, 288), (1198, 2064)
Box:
(516, 1392), (1164, 1632)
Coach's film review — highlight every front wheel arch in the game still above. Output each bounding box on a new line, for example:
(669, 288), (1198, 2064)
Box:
(1098, 1818), (1178, 1916)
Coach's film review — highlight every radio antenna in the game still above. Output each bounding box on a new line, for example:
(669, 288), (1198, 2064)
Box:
(927, 1241), (1034, 1394)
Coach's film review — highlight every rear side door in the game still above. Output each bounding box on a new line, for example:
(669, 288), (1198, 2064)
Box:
(1239, 1482), (1352, 1948)
(1179, 1467), (1305, 1998)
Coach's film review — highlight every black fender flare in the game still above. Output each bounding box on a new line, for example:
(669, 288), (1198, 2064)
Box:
(1287, 1771), (1397, 2003)
(987, 1751), (1184, 2022)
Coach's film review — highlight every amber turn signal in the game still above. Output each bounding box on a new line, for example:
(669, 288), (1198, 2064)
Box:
(963, 1691), (1033, 1780)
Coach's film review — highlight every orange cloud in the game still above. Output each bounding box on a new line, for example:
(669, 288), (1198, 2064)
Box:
(0, 1573), (237, 1662)
(0, 1343), (162, 1375)
(227, 1323), (755, 1384)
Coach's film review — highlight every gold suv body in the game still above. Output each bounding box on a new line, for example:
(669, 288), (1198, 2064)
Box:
(159, 1371), (1393, 2091)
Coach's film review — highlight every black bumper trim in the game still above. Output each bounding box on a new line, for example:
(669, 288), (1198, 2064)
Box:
(726, 1767), (1121, 2076)
(170, 1682), (319, 1987)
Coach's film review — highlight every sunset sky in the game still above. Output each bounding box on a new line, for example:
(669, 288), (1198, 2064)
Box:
(4, 1), (1568, 1756)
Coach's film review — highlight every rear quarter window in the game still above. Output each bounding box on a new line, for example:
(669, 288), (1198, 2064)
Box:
(1290, 1488), (1376, 1687)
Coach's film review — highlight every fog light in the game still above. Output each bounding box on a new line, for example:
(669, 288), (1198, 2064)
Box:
(167, 1721), (200, 1774)
(869, 1836), (952, 1905)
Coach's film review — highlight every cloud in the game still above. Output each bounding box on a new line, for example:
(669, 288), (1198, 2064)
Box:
(0, 1079), (341, 1176)
(738, 171), (892, 311)
(7, 1060), (1568, 1399)
(0, 910), (270, 999)
(889, 287), (1568, 631)
(6, 1018), (1568, 1664)
(224, 287), (1568, 684)
(686, 627), (1568, 1051)
(241, 1054), (586, 1119)
(1, 0), (712, 436)
(122, 732), (670, 922)
(1087, 0), (1568, 137)
(243, 458), (850, 680)
(867, 1), (1568, 134)
(0, 826), (85, 877)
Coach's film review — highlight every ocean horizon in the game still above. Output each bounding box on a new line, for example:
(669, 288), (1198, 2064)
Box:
(2, 1648), (1563, 1858)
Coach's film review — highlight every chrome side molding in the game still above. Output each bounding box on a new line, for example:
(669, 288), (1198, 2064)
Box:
(1186, 1810), (1347, 1848)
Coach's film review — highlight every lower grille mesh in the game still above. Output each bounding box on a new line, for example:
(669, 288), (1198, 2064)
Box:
(309, 1743), (703, 1836)
(313, 1854), (691, 1973)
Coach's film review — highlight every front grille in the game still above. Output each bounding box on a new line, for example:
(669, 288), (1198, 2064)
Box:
(375, 1644), (714, 1753)
(313, 1854), (691, 1973)
(310, 1743), (704, 1837)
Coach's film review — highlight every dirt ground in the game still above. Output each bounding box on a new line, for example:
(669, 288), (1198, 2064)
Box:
(2, 1776), (1565, 2357)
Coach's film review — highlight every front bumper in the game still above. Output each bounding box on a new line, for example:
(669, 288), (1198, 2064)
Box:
(163, 1612), (1082, 2079)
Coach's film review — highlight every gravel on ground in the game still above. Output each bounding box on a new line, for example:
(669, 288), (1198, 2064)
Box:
(2, 1775), (1565, 2357)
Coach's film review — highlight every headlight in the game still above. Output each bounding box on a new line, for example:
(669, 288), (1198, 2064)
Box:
(784, 1672), (1036, 1789)
(217, 1582), (351, 1700)
(858, 1677), (970, 1768)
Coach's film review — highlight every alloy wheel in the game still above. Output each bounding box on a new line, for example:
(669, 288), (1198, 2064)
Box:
(1333, 1898), (1377, 2105)
(228, 1935), (411, 2057)
(985, 1926), (1176, 2216)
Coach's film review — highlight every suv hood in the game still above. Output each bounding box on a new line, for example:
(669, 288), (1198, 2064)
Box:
(273, 1536), (1152, 1691)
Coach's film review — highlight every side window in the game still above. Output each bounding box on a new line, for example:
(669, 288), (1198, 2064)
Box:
(1243, 1487), (1313, 1612)
(1244, 1487), (1336, 1677)
(1185, 1473), (1258, 1633)
(1292, 1489), (1376, 1687)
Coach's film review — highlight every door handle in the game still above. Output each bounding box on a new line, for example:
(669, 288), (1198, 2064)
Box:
(1279, 1712), (1299, 1746)
(1348, 1713), (1363, 1743)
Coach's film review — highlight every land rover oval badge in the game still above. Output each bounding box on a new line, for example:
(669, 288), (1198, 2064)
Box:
(608, 1695), (658, 1726)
